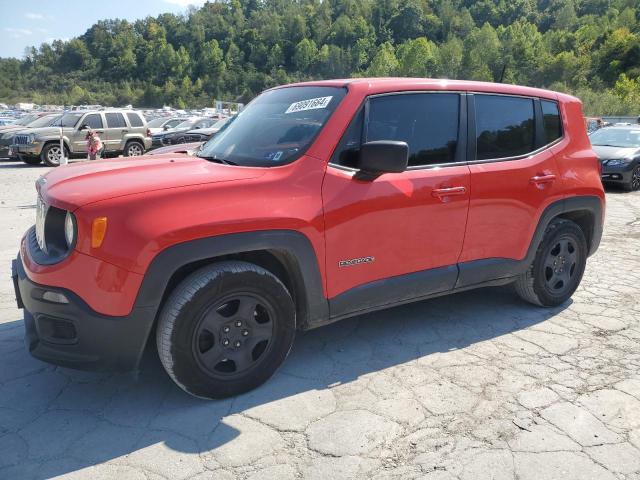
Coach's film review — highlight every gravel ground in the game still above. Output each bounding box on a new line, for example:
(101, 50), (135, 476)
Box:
(0, 161), (639, 480)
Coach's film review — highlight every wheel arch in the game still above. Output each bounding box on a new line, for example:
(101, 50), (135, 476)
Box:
(134, 230), (329, 334)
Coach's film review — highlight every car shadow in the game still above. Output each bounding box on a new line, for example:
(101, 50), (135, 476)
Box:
(0, 162), (46, 169)
(0, 285), (570, 478)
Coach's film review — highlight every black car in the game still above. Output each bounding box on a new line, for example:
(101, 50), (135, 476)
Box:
(590, 126), (640, 191)
(182, 116), (234, 143)
(151, 117), (217, 147)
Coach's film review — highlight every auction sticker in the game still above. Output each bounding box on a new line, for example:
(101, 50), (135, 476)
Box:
(285, 96), (332, 114)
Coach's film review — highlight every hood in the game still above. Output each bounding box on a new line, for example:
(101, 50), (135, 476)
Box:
(591, 145), (640, 162)
(38, 155), (264, 210)
(0, 124), (29, 135)
(146, 142), (202, 155)
(28, 126), (73, 137)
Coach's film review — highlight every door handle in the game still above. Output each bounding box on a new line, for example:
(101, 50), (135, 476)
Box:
(530, 174), (556, 185)
(121, 129), (129, 133)
(432, 186), (467, 199)
(95, 130), (104, 134)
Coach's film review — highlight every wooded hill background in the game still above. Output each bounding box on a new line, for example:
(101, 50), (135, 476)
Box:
(0, 0), (639, 115)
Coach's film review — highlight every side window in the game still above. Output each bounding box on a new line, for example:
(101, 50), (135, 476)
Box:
(331, 108), (364, 168)
(167, 119), (182, 128)
(475, 95), (535, 160)
(126, 112), (144, 127)
(83, 113), (103, 129)
(366, 93), (460, 166)
(105, 113), (126, 128)
(541, 100), (562, 144)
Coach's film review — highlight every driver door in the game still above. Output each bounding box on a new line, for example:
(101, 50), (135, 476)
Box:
(72, 113), (104, 153)
(322, 92), (471, 316)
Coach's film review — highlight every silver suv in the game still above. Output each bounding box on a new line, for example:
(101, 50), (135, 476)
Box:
(13, 110), (152, 166)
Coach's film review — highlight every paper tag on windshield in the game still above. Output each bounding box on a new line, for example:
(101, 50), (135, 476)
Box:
(285, 96), (333, 114)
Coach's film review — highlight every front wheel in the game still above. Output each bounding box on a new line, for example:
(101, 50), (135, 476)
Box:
(623, 165), (640, 192)
(156, 261), (296, 399)
(40, 143), (68, 167)
(515, 219), (587, 307)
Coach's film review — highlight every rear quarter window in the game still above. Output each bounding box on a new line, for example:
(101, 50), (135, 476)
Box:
(541, 100), (562, 144)
(475, 95), (535, 160)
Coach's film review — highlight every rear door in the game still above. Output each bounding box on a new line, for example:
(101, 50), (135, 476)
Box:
(322, 92), (471, 315)
(457, 93), (565, 286)
(103, 112), (128, 152)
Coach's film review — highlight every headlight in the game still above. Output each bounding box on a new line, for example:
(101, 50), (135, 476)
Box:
(607, 158), (627, 166)
(64, 211), (76, 248)
(27, 133), (36, 143)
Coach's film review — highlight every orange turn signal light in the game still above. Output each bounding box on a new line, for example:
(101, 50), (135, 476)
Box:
(91, 217), (108, 248)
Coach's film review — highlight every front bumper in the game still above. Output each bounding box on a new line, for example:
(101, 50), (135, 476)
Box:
(12, 254), (156, 371)
(601, 163), (635, 184)
(13, 143), (43, 157)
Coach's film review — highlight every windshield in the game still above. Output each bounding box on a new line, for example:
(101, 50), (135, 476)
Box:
(20, 114), (40, 126)
(58, 113), (84, 128)
(212, 117), (231, 129)
(28, 115), (62, 128)
(173, 119), (198, 130)
(197, 86), (346, 166)
(590, 128), (640, 148)
(146, 118), (167, 128)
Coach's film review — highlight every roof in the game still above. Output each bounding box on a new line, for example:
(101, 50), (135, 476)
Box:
(277, 77), (576, 102)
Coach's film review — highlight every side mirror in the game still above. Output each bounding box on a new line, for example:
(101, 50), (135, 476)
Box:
(357, 141), (409, 178)
(79, 124), (90, 130)
(163, 125), (170, 131)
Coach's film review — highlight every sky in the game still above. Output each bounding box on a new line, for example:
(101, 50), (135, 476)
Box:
(0, 0), (207, 58)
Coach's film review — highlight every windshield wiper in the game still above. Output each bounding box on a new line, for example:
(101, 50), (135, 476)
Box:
(197, 154), (237, 165)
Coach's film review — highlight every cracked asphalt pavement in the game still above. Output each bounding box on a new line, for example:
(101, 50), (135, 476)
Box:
(1, 162), (639, 479)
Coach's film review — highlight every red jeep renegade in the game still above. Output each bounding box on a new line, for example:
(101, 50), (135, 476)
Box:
(13, 79), (604, 399)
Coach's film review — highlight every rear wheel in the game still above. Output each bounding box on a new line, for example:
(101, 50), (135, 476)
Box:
(515, 219), (587, 307)
(623, 165), (640, 192)
(156, 261), (296, 399)
(124, 141), (144, 157)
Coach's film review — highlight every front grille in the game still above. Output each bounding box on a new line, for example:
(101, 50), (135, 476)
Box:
(14, 134), (29, 145)
(35, 196), (48, 253)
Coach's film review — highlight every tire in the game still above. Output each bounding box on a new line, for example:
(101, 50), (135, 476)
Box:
(20, 155), (42, 165)
(40, 143), (68, 167)
(515, 218), (587, 307)
(156, 261), (296, 399)
(623, 164), (640, 192)
(124, 140), (144, 157)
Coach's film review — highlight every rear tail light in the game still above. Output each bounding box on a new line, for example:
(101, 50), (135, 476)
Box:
(146, 128), (151, 137)
(597, 159), (603, 176)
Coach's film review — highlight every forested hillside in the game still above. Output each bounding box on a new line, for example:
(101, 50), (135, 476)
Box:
(0, 0), (639, 115)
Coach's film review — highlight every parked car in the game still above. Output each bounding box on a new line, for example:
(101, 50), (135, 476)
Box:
(182, 116), (234, 143)
(146, 116), (188, 135)
(151, 117), (217, 147)
(590, 125), (640, 191)
(0, 113), (58, 158)
(13, 78), (604, 399)
(3, 114), (62, 160)
(13, 109), (151, 166)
